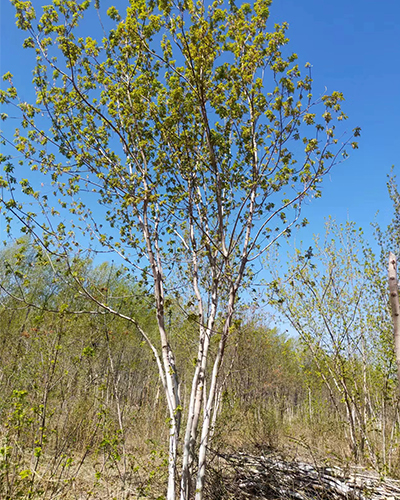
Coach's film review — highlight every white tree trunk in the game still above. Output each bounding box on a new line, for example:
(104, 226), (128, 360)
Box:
(194, 291), (236, 500)
(167, 421), (178, 500)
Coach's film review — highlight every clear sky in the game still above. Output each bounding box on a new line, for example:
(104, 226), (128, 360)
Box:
(1, 0), (399, 251)
(267, 0), (400, 247)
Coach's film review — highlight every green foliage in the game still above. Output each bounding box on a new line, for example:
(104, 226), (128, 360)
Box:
(0, 0), (355, 282)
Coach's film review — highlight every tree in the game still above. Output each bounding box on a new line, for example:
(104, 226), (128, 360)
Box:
(0, 1), (358, 498)
(269, 220), (399, 469)
(388, 252), (400, 393)
(377, 171), (400, 393)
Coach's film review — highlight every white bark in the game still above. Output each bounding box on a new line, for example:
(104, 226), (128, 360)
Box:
(140, 196), (181, 500)
(194, 290), (236, 500)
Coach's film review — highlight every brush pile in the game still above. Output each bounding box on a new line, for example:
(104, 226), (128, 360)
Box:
(212, 452), (400, 499)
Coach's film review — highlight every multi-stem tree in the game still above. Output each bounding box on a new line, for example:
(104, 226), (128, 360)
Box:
(0, 0), (358, 498)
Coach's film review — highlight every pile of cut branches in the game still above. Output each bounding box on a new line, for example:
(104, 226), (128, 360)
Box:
(209, 452), (400, 499)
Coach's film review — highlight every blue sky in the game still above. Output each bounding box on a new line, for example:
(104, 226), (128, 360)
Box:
(267, 0), (400, 248)
(0, 0), (399, 252)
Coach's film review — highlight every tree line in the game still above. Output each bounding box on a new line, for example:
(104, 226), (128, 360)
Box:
(1, 203), (400, 499)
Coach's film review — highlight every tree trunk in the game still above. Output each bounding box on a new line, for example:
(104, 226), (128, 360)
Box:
(167, 423), (178, 500)
(194, 292), (236, 500)
(388, 252), (400, 392)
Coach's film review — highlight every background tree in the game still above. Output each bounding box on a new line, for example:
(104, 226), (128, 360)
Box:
(0, 0), (358, 497)
(388, 252), (400, 392)
(0, 241), (167, 499)
(375, 171), (400, 394)
(269, 219), (399, 470)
